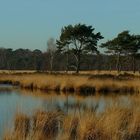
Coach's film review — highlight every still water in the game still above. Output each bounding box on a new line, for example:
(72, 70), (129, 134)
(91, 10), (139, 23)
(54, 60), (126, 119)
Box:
(0, 84), (133, 138)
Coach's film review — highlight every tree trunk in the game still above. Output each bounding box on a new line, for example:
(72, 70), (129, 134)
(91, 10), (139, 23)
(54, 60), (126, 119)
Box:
(116, 53), (121, 73)
(109, 63), (112, 72)
(132, 55), (136, 73)
(66, 53), (69, 73)
(76, 54), (80, 74)
(50, 55), (53, 73)
(97, 54), (101, 72)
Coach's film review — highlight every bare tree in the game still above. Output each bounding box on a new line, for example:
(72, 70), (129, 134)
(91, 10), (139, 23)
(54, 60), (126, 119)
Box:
(47, 38), (57, 72)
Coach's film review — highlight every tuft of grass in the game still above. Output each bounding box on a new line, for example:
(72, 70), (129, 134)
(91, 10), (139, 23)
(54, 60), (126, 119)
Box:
(32, 111), (64, 139)
(82, 122), (108, 140)
(68, 117), (80, 140)
(14, 114), (30, 139)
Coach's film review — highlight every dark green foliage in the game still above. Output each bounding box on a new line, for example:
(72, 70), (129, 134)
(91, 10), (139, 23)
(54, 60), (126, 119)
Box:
(57, 23), (103, 73)
(101, 31), (140, 73)
(0, 48), (46, 71)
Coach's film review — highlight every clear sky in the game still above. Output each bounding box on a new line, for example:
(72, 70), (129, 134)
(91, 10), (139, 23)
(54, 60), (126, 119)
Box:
(0, 0), (140, 51)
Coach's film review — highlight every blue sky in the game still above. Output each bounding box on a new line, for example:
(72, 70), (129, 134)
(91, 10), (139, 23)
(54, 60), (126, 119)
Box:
(0, 0), (140, 51)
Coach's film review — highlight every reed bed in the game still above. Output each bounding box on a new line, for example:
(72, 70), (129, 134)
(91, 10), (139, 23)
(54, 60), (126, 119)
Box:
(0, 73), (140, 95)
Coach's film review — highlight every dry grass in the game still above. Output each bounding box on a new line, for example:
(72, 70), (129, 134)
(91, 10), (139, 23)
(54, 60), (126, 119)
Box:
(5, 108), (140, 140)
(4, 98), (140, 140)
(2, 71), (140, 139)
(32, 110), (64, 139)
(0, 70), (139, 75)
(4, 114), (30, 140)
(0, 72), (140, 95)
(14, 114), (30, 138)
(4, 111), (64, 140)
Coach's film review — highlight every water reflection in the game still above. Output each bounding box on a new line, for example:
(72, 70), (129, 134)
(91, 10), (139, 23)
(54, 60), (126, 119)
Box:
(0, 85), (136, 138)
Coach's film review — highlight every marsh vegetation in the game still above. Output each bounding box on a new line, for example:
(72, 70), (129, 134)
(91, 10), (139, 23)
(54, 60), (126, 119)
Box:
(0, 72), (140, 95)
(4, 97), (140, 140)
(0, 71), (139, 140)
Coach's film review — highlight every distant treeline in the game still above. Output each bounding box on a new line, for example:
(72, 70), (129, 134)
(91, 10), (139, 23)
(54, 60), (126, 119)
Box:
(1, 23), (140, 73)
(0, 48), (140, 72)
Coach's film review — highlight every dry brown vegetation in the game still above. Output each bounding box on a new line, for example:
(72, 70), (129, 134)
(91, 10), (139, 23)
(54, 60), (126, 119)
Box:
(0, 71), (140, 95)
(2, 71), (140, 139)
(4, 101), (140, 140)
